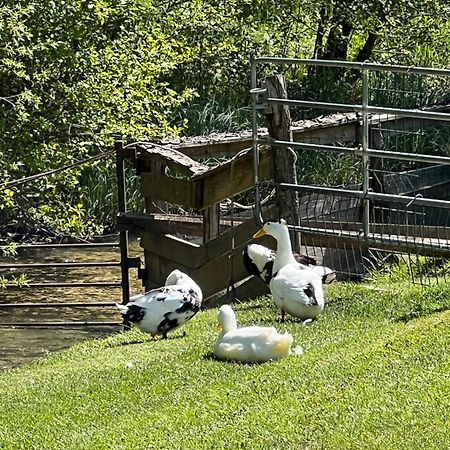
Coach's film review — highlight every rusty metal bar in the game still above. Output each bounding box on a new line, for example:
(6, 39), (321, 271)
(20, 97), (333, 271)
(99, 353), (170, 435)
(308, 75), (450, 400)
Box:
(0, 321), (121, 327)
(115, 139), (132, 310)
(4, 282), (122, 289)
(0, 262), (120, 269)
(1, 149), (115, 190)
(0, 302), (117, 308)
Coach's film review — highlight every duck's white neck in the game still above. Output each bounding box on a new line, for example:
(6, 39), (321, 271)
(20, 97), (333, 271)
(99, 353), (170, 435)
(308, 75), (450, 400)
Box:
(219, 307), (237, 335)
(273, 227), (297, 273)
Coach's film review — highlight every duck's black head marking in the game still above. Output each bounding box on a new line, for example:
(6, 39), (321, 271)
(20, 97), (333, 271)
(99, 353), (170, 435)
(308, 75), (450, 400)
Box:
(124, 304), (146, 323)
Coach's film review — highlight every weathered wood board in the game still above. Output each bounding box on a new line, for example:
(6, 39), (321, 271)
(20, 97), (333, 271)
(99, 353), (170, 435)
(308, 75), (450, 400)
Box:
(138, 146), (274, 211)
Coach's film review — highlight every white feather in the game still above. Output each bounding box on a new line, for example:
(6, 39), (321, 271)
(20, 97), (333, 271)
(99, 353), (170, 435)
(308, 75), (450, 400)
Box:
(253, 219), (326, 321)
(214, 304), (294, 363)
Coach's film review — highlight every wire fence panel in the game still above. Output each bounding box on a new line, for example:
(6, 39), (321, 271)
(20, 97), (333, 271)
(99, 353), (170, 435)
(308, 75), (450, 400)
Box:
(251, 58), (450, 283)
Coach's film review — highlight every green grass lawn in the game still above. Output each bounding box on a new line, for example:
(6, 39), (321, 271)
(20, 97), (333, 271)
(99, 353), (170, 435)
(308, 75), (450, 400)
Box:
(1, 277), (450, 450)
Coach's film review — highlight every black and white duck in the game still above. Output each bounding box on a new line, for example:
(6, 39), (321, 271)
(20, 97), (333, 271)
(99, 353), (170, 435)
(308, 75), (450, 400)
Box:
(116, 269), (203, 339)
(243, 243), (335, 285)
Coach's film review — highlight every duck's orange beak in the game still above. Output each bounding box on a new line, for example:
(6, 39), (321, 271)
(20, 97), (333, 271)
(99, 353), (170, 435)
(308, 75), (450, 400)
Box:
(253, 228), (266, 239)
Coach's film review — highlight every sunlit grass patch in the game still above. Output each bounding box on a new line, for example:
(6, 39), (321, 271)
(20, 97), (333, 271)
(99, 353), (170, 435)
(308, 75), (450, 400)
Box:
(1, 276), (449, 449)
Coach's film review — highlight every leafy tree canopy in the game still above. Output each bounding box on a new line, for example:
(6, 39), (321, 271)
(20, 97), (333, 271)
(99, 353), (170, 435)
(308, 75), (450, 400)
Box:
(0, 0), (449, 240)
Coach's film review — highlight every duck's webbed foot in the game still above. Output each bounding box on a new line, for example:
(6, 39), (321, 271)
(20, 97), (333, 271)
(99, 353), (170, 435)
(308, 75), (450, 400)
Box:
(280, 309), (286, 323)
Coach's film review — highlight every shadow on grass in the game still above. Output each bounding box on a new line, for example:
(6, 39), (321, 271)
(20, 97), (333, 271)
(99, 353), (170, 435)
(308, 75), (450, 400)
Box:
(395, 305), (450, 323)
(202, 351), (269, 366)
(203, 352), (217, 361)
(107, 330), (188, 347)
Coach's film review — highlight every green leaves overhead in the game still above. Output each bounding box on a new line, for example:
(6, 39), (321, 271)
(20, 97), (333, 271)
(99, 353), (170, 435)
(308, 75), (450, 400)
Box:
(0, 0), (449, 239)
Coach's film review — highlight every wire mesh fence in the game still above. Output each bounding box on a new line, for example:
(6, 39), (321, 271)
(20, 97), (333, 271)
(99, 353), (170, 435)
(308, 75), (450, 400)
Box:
(251, 58), (450, 284)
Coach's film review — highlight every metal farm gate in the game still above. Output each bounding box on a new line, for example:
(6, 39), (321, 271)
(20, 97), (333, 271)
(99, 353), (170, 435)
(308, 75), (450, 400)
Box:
(250, 58), (450, 282)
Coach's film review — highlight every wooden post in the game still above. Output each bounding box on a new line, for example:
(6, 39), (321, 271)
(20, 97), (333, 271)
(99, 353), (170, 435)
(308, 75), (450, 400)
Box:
(369, 123), (385, 223)
(265, 74), (301, 252)
(203, 204), (220, 243)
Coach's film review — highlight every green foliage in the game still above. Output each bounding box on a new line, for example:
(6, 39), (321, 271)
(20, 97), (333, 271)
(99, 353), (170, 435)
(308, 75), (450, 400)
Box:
(180, 100), (252, 136)
(367, 254), (450, 286)
(1, 0), (449, 240)
(296, 149), (362, 185)
(79, 162), (144, 232)
(0, 0), (197, 238)
(1, 275), (450, 448)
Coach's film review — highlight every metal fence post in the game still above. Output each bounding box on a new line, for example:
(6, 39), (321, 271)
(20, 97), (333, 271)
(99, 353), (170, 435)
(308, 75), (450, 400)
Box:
(251, 59), (264, 225)
(362, 66), (370, 238)
(115, 138), (130, 306)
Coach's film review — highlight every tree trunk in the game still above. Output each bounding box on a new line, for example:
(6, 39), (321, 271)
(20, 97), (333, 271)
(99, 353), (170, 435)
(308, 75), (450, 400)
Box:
(265, 74), (301, 252)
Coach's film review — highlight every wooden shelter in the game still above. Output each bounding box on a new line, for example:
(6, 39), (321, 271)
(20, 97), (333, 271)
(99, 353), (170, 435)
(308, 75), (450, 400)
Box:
(116, 97), (450, 306)
(117, 143), (275, 307)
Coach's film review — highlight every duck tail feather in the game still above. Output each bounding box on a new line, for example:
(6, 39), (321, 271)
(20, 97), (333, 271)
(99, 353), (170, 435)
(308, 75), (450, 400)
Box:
(115, 303), (128, 315)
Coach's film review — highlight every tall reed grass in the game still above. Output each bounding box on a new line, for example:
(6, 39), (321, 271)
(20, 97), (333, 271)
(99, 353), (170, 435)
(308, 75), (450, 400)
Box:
(79, 161), (144, 233)
(178, 99), (252, 136)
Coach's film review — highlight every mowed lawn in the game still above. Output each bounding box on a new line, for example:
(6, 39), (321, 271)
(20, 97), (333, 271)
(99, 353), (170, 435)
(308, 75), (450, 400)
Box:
(1, 277), (449, 450)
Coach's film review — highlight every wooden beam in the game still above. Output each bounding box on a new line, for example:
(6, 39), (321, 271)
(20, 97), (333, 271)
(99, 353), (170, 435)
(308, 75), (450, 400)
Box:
(139, 211), (276, 270)
(142, 241), (259, 298)
(140, 173), (200, 208)
(203, 205), (220, 243)
(192, 146), (274, 210)
(131, 105), (450, 162)
(116, 212), (245, 236)
(140, 232), (204, 269)
(202, 276), (270, 309)
(139, 147), (273, 210)
(175, 132), (254, 159)
(136, 143), (207, 176)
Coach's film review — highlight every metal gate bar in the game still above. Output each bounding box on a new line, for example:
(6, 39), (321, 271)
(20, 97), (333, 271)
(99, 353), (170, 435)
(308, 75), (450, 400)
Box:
(251, 57), (450, 262)
(252, 57), (450, 76)
(275, 183), (450, 209)
(0, 139), (141, 327)
(259, 139), (450, 166)
(267, 98), (450, 121)
(4, 282), (122, 289)
(0, 262), (121, 269)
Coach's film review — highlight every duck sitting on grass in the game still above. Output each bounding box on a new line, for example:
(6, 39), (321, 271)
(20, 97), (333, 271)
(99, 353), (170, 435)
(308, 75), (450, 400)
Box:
(116, 269), (203, 340)
(214, 304), (295, 363)
(253, 219), (325, 322)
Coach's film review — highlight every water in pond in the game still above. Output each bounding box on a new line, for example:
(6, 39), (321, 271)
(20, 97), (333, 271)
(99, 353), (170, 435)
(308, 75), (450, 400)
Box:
(0, 239), (145, 371)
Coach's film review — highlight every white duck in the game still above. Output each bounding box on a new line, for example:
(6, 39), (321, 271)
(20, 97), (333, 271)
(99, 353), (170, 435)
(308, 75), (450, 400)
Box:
(253, 219), (325, 322)
(116, 269), (203, 339)
(243, 243), (336, 285)
(214, 304), (294, 363)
